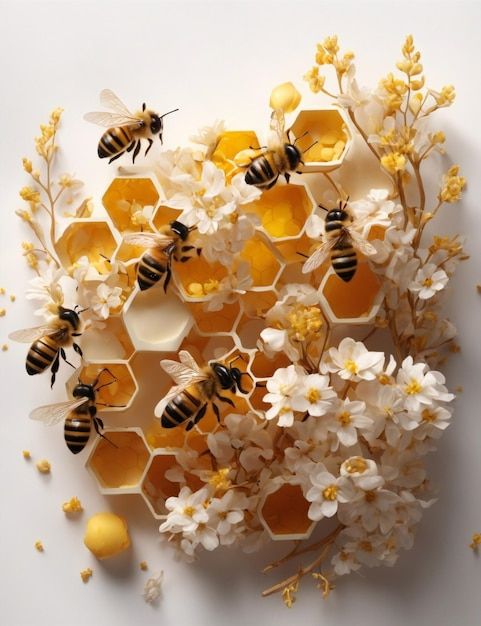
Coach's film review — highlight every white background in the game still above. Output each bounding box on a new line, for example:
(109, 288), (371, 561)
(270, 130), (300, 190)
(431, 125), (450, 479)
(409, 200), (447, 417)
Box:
(1, 1), (481, 625)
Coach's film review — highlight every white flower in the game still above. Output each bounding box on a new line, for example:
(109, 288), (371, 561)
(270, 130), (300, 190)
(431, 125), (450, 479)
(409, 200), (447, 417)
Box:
(189, 120), (226, 159)
(349, 189), (400, 231)
(331, 548), (362, 576)
(90, 283), (123, 319)
(159, 486), (210, 533)
(69, 255), (103, 283)
(26, 266), (65, 318)
(343, 488), (399, 533)
(340, 457), (384, 490)
(322, 337), (384, 382)
(408, 263), (449, 299)
(263, 365), (301, 427)
(203, 262), (253, 312)
(202, 214), (257, 266)
(208, 490), (247, 546)
(143, 571), (163, 604)
(396, 356), (454, 412)
(291, 373), (336, 417)
(305, 470), (355, 520)
(327, 399), (373, 447)
(224, 172), (262, 205)
(305, 212), (325, 239)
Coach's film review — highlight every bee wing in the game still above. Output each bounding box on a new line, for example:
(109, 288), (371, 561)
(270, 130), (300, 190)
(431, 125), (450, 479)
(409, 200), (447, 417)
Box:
(178, 350), (204, 373)
(29, 398), (88, 426)
(233, 147), (266, 167)
(160, 359), (208, 386)
(123, 232), (173, 249)
(348, 229), (377, 257)
(8, 325), (57, 343)
(99, 89), (136, 117)
(83, 111), (141, 128)
(302, 239), (337, 274)
(270, 108), (286, 140)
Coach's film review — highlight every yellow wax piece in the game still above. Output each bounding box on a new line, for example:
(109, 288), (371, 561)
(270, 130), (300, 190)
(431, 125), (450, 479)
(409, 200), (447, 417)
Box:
(0, 309), (6, 317)
(83, 512), (131, 560)
(139, 561), (148, 571)
(80, 568), (93, 583)
(10, 295), (16, 302)
(269, 82), (301, 113)
(34, 540), (44, 552)
(2, 344), (8, 351)
(62, 496), (83, 514)
(36, 459), (51, 474)
(22, 450), (31, 459)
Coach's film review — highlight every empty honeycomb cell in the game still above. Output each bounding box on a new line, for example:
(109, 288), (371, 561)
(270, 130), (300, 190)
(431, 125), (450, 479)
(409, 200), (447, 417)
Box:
(244, 184), (315, 240)
(80, 316), (135, 361)
(291, 109), (352, 173)
(187, 301), (241, 334)
(241, 290), (278, 318)
(275, 233), (315, 266)
(320, 262), (382, 323)
(247, 383), (271, 415)
(239, 236), (282, 287)
(122, 287), (193, 352)
(102, 176), (159, 232)
(141, 453), (180, 516)
(259, 484), (316, 540)
(55, 221), (118, 273)
(144, 419), (186, 450)
(250, 351), (292, 379)
(211, 130), (260, 179)
(67, 362), (138, 411)
(151, 204), (184, 231)
(235, 314), (266, 350)
(367, 224), (386, 241)
(88, 429), (150, 490)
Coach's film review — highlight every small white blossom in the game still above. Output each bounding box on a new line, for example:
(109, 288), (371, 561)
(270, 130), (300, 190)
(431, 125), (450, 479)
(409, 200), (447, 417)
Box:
(306, 470), (355, 520)
(327, 399), (373, 448)
(396, 356), (454, 412)
(159, 486), (210, 534)
(291, 373), (336, 417)
(143, 571), (163, 604)
(90, 283), (123, 319)
(263, 365), (301, 427)
(322, 337), (384, 382)
(409, 263), (449, 300)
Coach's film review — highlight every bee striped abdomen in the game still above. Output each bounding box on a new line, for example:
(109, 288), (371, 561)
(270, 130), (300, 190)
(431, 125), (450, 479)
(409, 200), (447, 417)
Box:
(245, 155), (277, 189)
(26, 336), (58, 375)
(331, 244), (357, 282)
(161, 387), (202, 429)
(64, 407), (91, 454)
(98, 127), (133, 158)
(137, 253), (167, 291)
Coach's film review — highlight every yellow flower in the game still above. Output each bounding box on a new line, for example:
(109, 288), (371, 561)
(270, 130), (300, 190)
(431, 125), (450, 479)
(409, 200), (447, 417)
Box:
(19, 186), (40, 203)
(381, 152), (407, 174)
(269, 82), (301, 113)
(433, 85), (456, 107)
(322, 35), (339, 54)
(439, 165), (466, 203)
(16, 209), (33, 223)
(303, 66), (325, 93)
(430, 131), (445, 145)
(22, 158), (33, 173)
(50, 107), (63, 125)
(203, 278), (219, 294)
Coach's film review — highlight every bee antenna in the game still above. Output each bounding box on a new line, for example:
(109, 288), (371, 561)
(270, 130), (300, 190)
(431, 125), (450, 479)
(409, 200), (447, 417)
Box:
(75, 306), (89, 314)
(318, 203), (329, 213)
(160, 108), (179, 120)
(293, 130), (309, 144)
(302, 140), (318, 154)
(142, 102), (146, 112)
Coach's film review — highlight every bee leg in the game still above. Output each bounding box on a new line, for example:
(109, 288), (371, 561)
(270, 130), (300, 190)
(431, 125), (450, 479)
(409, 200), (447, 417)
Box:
(216, 393), (235, 407)
(60, 348), (76, 369)
(145, 138), (154, 156)
(73, 342), (83, 357)
(93, 417), (118, 448)
(108, 151), (124, 164)
(163, 265), (172, 293)
(284, 172), (291, 184)
(211, 402), (221, 423)
(194, 403), (207, 425)
(96, 402), (127, 408)
(132, 140), (142, 163)
(196, 247), (202, 256)
(181, 245), (195, 252)
(179, 256), (191, 262)
(126, 141), (135, 152)
(50, 352), (60, 388)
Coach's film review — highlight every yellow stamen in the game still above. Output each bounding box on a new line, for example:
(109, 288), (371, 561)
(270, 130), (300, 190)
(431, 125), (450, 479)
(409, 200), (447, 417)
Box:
(345, 457), (367, 474)
(344, 359), (358, 375)
(338, 411), (351, 426)
(405, 380), (422, 395)
(322, 485), (338, 501)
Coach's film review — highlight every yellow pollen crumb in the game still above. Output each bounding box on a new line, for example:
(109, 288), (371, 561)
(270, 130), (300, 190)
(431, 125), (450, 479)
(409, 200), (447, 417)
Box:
(469, 533), (481, 550)
(34, 540), (44, 552)
(0, 309), (6, 317)
(36, 459), (51, 474)
(9, 295), (16, 302)
(2, 344), (8, 351)
(454, 386), (463, 393)
(80, 568), (93, 583)
(22, 450), (31, 459)
(344, 359), (358, 374)
(405, 380), (422, 395)
(345, 457), (368, 474)
(139, 561), (148, 571)
(208, 468), (231, 491)
(62, 496), (83, 514)
(0, 288), (4, 295)
(307, 388), (320, 404)
(322, 485), (338, 501)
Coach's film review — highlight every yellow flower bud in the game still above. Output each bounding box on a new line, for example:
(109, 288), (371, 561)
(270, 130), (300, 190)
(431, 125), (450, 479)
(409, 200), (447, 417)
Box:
(269, 82), (301, 113)
(380, 152), (407, 174)
(22, 158), (33, 173)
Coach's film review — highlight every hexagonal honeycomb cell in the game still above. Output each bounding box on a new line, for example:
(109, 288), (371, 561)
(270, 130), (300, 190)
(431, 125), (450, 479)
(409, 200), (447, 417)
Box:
(68, 362), (138, 410)
(291, 109), (352, 172)
(187, 300), (241, 334)
(259, 484), (316, 540)
(80, 317), (134, 361)
(235, 314), (266, 350)
(239, 235), (283, 288)
(87, 429), (150, 492)
(320, 262), (382, 324)
(275, 233), (315, 266)
(55, 220), (118, 273)
(151, 204), (184, 231)
(173, 255), (228, 301)
(144, 419), (186, 450)
(102, 176), (159, 232)
(245, 184), (315, 240)
(141, 452), (179, 516)
(211, 130), (260, 179)
(250, 351), (292, 379)
(122, 287), (193, 351)
(241, 290), (278, 318)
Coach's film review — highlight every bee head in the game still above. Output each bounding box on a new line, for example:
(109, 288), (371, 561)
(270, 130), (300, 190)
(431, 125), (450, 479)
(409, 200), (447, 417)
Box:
(170, 220), (190, 241)
(212, 361), (250, 394)
(58, 306), (81, 330)
(73, 382), (95, 401)
(149, 113), (162, 135)
(284, 143), (302, 169)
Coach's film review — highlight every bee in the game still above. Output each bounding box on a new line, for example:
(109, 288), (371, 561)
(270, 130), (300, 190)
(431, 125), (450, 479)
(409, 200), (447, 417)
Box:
(9, 306), (84, 387)
(84, 89), (178, 164)
(234, 109), (313, 189)
(123, 221), (200, 292)
(29, 368), (122, 454)
(154, 351), (250, 430)
(302, 199), (377, 282)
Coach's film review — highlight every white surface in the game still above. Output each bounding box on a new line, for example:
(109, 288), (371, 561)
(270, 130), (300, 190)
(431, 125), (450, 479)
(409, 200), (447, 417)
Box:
(1, 1), (481, 625)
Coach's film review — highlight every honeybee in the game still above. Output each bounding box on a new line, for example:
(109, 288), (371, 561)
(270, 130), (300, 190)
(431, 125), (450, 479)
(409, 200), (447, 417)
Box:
(9, 306), (84, 387)
(234, 109), (311, 189)
(302, 200), (377, 282)
(84, 89), (178, 164)
(123, 221), (200, 292)
(154, 351), (250, 430)
(29, 368), (122, 454)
